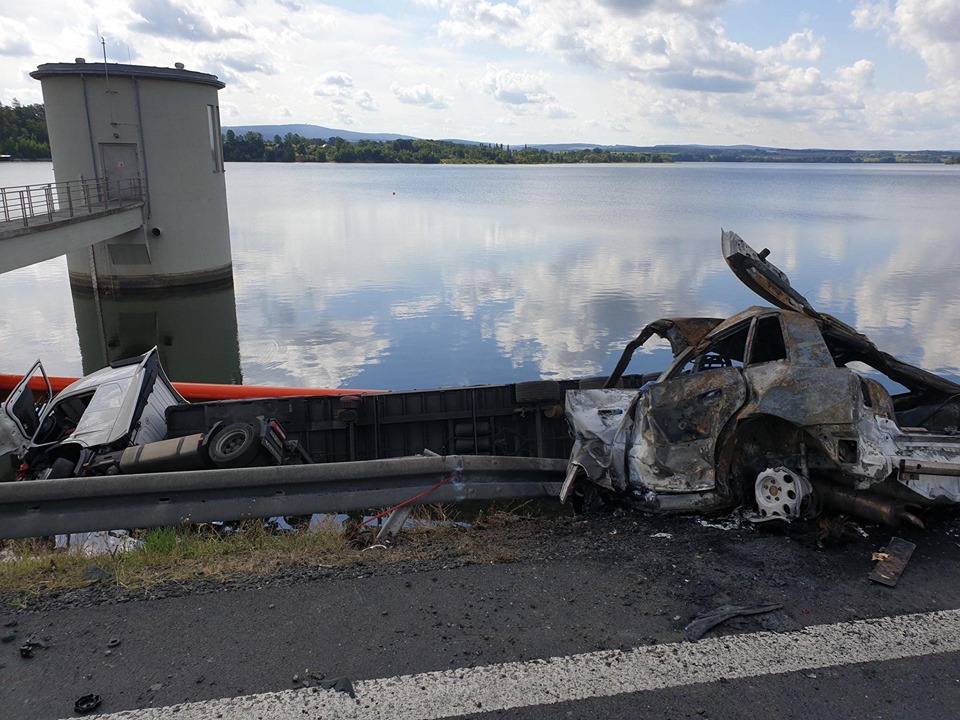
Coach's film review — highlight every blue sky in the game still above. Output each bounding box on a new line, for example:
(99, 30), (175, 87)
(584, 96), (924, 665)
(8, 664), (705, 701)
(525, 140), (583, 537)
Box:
(1, 0), (958, 149)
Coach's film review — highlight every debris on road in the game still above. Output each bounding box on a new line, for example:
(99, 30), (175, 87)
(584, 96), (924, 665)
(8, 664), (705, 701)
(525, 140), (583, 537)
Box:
(869, 537), (916, 587)
(74, 694), (102, 713)
(319, 676), (356, 698)
(685, 602), (784, 641)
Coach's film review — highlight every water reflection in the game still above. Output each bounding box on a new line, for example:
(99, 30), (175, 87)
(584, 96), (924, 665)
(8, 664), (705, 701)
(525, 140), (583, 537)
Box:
(71, 284), (242, 384)
(2, 162), (960, 389)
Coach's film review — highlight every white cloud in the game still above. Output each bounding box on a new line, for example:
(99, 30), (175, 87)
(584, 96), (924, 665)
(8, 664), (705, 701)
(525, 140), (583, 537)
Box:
(545, 103), (576, 119)
(391, 81), (451, 109)
(853, 0), (960, 82)
(0, 17), (34, 56)
(482, 64), (553, 105)
(355, 89), (379, 112)
(130, 0), (250, 41)
(764, 30), (824, 63)
(313, 70), (355, 97)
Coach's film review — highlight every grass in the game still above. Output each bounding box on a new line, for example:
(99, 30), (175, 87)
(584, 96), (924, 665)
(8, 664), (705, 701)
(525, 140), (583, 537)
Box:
(0, 503), (556, 606)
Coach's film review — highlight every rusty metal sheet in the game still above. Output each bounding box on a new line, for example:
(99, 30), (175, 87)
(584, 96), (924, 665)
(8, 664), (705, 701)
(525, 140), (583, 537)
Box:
(869, 537), (916, 587)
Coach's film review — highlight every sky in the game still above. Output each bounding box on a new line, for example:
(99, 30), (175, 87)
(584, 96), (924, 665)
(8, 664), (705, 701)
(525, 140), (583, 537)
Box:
(0, 0), (958, 149)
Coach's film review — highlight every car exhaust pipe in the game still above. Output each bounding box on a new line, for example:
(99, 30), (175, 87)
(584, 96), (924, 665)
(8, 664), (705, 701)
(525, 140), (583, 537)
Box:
(812, 481), (924, 529)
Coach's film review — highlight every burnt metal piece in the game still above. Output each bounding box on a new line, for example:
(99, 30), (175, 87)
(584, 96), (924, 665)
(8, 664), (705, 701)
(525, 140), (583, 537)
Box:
(319, 676), (356, 698)
(107, 638), (121, 648)
(869, 537), (916, 587)
(685, 603), (784, 641)
(19, 642), (34, 658)
(74, 694), (102, 713)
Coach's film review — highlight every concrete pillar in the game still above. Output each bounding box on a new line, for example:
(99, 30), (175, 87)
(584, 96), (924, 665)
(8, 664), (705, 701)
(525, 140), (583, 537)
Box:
(30, 60), (233, 292)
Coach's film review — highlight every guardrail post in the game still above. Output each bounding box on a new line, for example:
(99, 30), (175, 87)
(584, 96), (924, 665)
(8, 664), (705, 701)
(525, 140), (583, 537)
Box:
(26, 188), (35, 221)
(19, 190), (27, 227)
(65, 182), (74, 217)
(2, 188), (9, 222)
(82, 180), (91, 213)
(45, 183), (54, 221)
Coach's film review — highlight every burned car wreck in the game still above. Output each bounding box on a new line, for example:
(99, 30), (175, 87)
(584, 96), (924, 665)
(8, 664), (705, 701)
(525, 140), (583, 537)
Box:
(561, 231), (960, 528)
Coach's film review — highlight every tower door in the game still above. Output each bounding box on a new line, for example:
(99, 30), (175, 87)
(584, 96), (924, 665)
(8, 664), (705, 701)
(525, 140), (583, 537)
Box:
(100, 143), (141, 201)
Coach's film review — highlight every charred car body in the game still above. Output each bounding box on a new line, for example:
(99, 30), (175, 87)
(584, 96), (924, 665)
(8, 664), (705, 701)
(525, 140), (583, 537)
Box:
(562, 231), (960, 527)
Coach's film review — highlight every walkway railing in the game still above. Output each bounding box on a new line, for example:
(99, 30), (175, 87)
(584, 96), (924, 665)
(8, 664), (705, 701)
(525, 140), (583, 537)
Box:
(0, 176), (144, 229)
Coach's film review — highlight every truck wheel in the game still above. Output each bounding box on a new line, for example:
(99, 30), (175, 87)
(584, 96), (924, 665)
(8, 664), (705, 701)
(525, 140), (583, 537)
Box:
(209, 423), (260, 469)
(47, 457), (76, 479)
(515, 380), (561, 404)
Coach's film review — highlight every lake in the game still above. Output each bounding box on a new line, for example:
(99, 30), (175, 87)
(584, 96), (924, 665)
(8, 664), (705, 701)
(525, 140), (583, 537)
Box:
(2, 161), (959, 390)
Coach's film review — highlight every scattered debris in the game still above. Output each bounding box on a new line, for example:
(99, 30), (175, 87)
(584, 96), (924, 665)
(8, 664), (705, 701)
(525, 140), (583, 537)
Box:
(19, 642), (35, 658)
(107, 638), (121, 648)
(56, 531), (141, 558)
(319, 676), (356, 698)
(74, 694), (102, 714)
(695, 515), (742, 531)
(869, 537), (916, 587)
(649, 533), (673, 539)
(685, 603), (784, 641)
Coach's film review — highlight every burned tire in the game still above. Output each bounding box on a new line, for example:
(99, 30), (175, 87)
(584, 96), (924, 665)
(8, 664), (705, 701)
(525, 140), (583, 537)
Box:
(515, 380), (561, 404)
(208, 422), (260, 469)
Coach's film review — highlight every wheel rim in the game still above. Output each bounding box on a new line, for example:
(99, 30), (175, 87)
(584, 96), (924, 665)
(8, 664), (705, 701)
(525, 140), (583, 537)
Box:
(217, 431), (246, 456)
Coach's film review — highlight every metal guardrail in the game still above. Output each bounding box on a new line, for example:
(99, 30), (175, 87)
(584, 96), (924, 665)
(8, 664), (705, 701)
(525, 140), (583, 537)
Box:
(0, 455), (567, 539)
(0, 176), (143, 228)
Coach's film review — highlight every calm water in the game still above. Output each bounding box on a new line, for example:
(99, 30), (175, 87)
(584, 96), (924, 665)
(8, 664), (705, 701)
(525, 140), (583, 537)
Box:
(2, 161), (960, 390)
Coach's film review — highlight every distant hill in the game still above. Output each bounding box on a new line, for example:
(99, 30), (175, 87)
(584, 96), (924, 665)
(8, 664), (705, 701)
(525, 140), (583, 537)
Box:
(223, 124), (418, 143)
(221, 124), (960, 162)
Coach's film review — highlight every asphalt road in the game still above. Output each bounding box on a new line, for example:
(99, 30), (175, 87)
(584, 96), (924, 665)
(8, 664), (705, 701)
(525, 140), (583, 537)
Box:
(1, 511), (958, 719)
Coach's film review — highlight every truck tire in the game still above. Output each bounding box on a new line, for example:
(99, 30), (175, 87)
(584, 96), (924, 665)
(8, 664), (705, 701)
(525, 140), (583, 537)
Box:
(515, 380), (561, 404)
(209, 422), (260, 469)
(47, 457), (76, 479)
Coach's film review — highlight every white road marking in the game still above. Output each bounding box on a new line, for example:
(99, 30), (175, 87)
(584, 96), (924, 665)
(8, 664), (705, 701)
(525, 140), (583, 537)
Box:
(89, 608), (960, 720)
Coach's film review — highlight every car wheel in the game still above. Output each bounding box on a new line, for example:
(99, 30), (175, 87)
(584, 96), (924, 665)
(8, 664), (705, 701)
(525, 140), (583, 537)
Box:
(209, 422), (260, 469)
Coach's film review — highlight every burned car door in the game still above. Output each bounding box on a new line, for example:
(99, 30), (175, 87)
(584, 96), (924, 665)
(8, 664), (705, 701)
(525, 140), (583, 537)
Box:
(631, 320), (750, 492)
(0, 361), (52, 457)
(722, 230), (818, 318)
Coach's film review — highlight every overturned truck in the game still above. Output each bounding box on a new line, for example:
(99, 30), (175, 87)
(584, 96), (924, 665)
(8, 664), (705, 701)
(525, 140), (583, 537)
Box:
(562, 231), (960, 527)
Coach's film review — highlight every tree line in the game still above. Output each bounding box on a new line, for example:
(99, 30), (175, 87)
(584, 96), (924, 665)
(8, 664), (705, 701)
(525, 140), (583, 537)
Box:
(0, 101), (50, 159)
(221, 130), (670, 164)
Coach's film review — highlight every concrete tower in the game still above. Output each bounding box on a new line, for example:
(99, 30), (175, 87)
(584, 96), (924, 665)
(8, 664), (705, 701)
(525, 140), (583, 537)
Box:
(30, 60), (232, 292)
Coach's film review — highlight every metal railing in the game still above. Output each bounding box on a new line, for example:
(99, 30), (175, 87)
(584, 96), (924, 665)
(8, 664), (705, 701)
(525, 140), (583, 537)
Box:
(0, 455), (567, 539)
(0, 176), (143, 229)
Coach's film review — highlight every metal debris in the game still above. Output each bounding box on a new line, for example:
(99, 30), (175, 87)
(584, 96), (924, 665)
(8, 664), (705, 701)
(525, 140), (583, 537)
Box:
(319, 676), (356, 698)
(869, 537), (916, 587)
(685, 603), (784, 641)
(74, 694), (102, 714)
